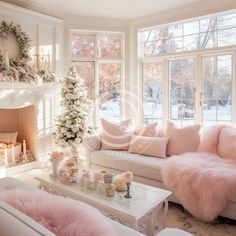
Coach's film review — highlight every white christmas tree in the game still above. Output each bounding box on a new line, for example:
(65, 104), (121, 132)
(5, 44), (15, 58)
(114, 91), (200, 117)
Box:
(53, 67), (91, 149)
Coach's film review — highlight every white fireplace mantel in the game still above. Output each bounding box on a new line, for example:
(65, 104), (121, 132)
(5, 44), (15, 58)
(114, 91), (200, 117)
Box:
(0, 82), (60, 109)
(0, 82), (61, 175)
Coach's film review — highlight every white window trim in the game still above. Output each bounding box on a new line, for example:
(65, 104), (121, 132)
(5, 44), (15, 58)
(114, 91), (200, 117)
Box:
(138, 46), (236, 126)
(69, 30), (125, 127)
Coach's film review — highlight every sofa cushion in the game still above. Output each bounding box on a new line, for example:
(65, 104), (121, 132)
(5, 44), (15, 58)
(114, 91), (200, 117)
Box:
(91, 150), (168, 182)
(135, 123), (158, 137)
(101, 118), (134, 150)
(218, 127), (236, 161)
(128, 135), (169, 158)
(198, 125), (225, 154)
(166, 121), (201, 156)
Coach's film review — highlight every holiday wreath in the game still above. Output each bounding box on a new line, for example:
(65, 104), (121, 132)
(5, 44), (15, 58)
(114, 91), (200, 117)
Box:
(0, 20), (55, 83)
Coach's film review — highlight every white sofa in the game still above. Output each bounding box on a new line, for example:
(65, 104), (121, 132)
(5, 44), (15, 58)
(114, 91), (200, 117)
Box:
(84, 135), (236, 220)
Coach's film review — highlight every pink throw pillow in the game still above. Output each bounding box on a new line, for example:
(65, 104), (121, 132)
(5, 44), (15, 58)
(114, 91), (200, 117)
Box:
(198, 125), (225, 154)
(166, 121), (201, 156)
(158, 127), (166, 137)
(128, 135), (169, 158)
(135, 123), (158, 137)
(101, 118), (134, 150)
(218, 127), (236, 161)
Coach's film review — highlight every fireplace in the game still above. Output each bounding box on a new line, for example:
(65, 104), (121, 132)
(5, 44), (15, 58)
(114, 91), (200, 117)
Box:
(0, 83), (60, 175)
(0, 106), (36, 167)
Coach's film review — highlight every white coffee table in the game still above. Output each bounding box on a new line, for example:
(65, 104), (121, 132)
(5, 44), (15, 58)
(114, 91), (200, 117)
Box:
(35, 174), (171, 236)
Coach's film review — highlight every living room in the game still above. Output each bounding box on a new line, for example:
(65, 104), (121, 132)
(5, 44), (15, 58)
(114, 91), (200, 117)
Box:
(0, 0), (236, 235)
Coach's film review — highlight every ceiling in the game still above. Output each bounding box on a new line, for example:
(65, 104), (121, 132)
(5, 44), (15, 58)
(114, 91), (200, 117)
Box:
(1, 0), (201, 19)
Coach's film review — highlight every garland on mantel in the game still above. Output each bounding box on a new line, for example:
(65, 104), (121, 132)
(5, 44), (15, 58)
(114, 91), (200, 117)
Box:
(0, 20), (55, 84)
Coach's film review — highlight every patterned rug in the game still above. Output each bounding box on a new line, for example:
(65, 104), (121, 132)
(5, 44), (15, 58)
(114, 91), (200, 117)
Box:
(164, 203), (236, 236)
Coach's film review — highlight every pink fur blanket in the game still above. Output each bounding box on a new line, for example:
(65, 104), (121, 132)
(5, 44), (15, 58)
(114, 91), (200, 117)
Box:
(162, 152), (236, 222)
(0, 189), (117, 236)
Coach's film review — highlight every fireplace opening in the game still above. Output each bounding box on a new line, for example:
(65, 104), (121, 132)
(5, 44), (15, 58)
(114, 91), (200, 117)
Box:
(0, 105), (36, 167)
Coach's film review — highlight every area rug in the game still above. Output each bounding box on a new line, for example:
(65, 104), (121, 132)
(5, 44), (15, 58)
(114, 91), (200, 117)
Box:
(162, 203), (236, 236)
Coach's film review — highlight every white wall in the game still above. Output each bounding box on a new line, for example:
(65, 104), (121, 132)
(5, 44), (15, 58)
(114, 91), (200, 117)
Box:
(0, 1), (64, 77)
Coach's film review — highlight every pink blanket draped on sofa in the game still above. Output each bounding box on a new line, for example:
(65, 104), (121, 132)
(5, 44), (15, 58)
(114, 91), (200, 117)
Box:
(162, 152), (236, 222)
(0, 189), (117, 236)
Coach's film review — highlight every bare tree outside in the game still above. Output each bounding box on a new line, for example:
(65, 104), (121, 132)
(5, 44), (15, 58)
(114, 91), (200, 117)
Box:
(139, 12), (235, 125)
(71, 33), (122, 124)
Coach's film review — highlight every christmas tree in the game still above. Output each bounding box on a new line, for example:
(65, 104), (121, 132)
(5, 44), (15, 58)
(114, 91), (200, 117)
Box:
(53, 67), (91, 148)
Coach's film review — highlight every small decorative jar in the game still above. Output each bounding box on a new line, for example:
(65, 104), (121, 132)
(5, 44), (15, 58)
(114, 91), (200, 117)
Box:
(103, 173), (113, 184)
(115, 174), (127, 192)
(49, 151), (64, 178)
(79, 170), (91, 189)
(103, 173), (116, 197)
(57, 157), (78, 183)
(105, 183), (116, 197)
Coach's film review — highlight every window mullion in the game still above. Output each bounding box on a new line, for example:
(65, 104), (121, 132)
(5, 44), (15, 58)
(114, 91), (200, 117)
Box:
(233, 50), (236, 123)
(163, 58), (169, 124)
(196, 54), (203, 124)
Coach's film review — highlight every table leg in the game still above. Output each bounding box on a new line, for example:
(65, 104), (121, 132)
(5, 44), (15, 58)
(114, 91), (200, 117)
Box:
(163, 199), (169, 228)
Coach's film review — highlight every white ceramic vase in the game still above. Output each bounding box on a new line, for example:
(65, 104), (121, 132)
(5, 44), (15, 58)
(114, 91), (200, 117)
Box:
(50, 158), (63, 178)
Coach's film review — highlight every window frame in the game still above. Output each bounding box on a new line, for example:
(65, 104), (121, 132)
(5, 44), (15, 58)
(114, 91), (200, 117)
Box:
(69, 30), (125, 127)
(138, 42), (236, 127)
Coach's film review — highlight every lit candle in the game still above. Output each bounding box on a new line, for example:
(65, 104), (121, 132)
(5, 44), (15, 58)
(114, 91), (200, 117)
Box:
(4, 145), (8, 167)
(23, 140), (26, 155)
(11, 144), (15, 164)
(47, 54), (50, 71)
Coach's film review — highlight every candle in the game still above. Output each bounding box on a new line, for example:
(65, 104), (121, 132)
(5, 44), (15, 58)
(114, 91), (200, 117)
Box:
(11, 144), (15, 164)
(47, 54), (50, 71)
(115, 174), (127, 191)
(23, 140), (26, 155)
(4, 145), (8, 167)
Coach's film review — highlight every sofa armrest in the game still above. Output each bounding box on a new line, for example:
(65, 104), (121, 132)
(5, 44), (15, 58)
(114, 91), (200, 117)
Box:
(83, 135), (102, 152)
(0, 199), (55, 236)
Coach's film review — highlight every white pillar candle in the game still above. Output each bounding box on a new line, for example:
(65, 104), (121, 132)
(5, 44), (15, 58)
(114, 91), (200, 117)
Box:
(11, 144), (15, 164)
(47, 54), (50, 71)
(23, 140), (26, 155)
(4, 145), (8, 167)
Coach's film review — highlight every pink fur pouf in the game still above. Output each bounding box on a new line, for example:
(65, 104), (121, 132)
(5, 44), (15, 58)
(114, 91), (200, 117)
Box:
(162, 152), (236, 222)
(1, 189), (117, 236)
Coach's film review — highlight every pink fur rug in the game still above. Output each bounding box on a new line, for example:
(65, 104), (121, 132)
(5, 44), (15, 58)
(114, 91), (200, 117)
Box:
(162, 152), (236, 222)
(1, 189), (117, 236)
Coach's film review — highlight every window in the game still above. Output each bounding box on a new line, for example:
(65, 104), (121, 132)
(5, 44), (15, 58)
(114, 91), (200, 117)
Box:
(138, 13), (236, 57)
(203, 54), (232, 126)
(70, 31), (124, 126)
(138, 11), (236, 127)
(169, 58), (196, 126)
(99, 63), (121, 121)
(143, 62), (164, 125)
